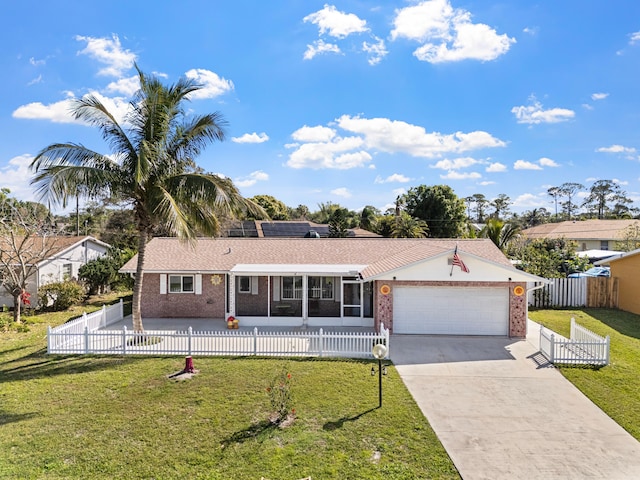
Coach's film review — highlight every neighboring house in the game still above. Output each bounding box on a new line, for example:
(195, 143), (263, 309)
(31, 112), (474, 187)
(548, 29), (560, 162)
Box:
(521, 219), (640, 251)
(0, 236), (110, 307)
(120, 237), (546, 337)
(596, 249), (640, 315)
(225, 220), (380, 238)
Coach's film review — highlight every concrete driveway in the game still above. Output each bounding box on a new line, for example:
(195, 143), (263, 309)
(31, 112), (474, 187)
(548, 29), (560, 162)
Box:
(390, 321), (640, 480)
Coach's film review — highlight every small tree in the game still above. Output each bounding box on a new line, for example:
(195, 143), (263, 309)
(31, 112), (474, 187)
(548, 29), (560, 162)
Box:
(79, 247), (135, 294)
(328, 208), (349, 238)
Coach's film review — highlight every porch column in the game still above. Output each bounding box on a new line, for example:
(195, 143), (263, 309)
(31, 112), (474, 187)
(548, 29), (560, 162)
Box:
(228, 273), (236, 317)
(302, 275), (308, 322)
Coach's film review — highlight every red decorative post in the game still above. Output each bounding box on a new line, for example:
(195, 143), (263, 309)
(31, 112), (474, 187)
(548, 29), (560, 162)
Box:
(183, 356), (195, 373)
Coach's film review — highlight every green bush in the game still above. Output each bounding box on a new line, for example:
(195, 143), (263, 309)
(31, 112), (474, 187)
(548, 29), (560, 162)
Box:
(38, 281), (86, 311)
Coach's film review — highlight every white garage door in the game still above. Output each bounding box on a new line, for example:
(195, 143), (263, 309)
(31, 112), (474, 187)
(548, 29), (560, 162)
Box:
(393, 287), (509, 335)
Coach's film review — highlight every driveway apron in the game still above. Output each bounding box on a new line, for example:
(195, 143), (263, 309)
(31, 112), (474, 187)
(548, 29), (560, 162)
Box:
(390, 321), (640, 480)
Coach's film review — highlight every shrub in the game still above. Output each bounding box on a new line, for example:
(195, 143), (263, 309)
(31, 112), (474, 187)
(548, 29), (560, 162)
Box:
(38, 281), (86, 311)
(266, 365), (295, 424)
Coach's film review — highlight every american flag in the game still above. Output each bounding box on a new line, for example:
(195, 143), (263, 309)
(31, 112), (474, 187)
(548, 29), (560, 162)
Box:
(452, 247), (470, 273)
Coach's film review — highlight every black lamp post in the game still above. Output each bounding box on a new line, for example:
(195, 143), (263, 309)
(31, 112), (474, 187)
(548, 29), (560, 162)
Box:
(371, 343), (388, 408)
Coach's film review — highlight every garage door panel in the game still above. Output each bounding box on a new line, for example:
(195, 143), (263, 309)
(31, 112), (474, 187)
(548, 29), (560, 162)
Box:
(393, 287), (508, 335)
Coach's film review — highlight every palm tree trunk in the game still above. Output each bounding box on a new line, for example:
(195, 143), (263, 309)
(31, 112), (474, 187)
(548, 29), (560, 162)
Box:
(132, 232), (148, 332)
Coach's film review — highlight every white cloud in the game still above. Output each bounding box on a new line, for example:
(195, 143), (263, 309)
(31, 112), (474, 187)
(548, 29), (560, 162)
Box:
(514, 160), (542, 170)
(13, 97), (79, 123)
(391, 188), (407, 197)
(374, 173), (410, 184)
(235, 170), (269, 188)
(431, 157), (479, 170)
(303, 5), (368, 39)
(231, 132), (269, 144)
(362, 36), (388, 65)
(440, 171), (481, 180)
(286, 115), (505, 170)
(105, 75), (140, 96)
(27, 75), (43, 86)
(391, 0), (515, 63)
(29, 57), (46, 67)
(613, 178), (629, 186)
(538, 157), (559, 167)
(184, 69), (234, 99)
(0, 154), (37, 202)
(591, 92), (609, 101)
(582, 103), (594, 110)
(597, 144), (636, 154)
(303, 39), (341, 60)
(511, 99), (575, 124)
(478, 181), (495, 186)
(630, 32), (640, 45)
(13, 91), (131, 125)
(486, 162), (507, 172)
(331, 187), (352, 198)
(512, 193), (545, 208)
(75, 34), (136, 77)
(523, 27), (538, 36)
(335, 115), (505, 157)
(291, 125), (336, 142)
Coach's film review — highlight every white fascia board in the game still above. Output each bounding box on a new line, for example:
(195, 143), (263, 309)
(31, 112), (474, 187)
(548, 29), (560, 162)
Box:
(230, 264), (366, 276)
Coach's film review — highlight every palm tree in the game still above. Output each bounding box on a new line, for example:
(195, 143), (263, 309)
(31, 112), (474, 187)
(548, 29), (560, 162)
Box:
(392, 211), (429, 238)
(30, 66), (264, 332)
(481, 218), (519, 251)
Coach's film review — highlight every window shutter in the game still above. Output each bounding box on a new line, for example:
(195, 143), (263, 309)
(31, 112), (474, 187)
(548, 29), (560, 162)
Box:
(273, 277), (280, 301)
(251, 276), (259, 295)
(334, 277), (340, 302)
(195, 274), (202, 295)
(160, 274), (167, 294)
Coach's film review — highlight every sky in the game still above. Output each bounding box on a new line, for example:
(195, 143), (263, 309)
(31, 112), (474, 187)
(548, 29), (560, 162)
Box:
(2, 0), (640, 216)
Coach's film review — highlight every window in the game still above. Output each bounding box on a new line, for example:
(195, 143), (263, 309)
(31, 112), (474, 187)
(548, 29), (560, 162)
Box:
(238, 276), (251, 293)
(169, 275), (194, 293)
(308, 276), (334, 299)
(281, 276), (302, 300)
(600, 240), (609, 251)
(62, 263), (72, 279)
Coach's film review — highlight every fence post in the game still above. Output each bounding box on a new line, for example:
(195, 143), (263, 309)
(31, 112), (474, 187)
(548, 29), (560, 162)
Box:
(188, 326), (193, 356)
(253, 327), (258, 356)
(122, 326), (127, 354)
(605, 335), (610, 366)
(47, 326), (52, 353)
(549, 333), (555, 363)
(102, 305), (107, 329)
(319, 328), (323, 357)
(119, 298), (124, 321)
(84, 326), (89, 354)
(83, 312), (88, 330)
(385, 326), (390, 358)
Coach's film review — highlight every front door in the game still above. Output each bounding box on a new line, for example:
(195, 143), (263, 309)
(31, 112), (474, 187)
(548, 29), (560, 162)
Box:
(342, 281), (361, 317)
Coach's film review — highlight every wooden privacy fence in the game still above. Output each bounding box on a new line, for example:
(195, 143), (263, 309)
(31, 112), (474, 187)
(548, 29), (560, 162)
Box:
(539, 318), (609, 366)
(529, 277), (618, 308)
(47, 325), (390, 359)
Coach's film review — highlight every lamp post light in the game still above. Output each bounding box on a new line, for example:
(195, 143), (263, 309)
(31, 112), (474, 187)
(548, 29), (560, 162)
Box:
(371, 343), (388, 408)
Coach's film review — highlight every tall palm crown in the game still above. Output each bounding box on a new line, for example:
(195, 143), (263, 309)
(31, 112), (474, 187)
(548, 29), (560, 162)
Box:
(30, 67), (264, 331)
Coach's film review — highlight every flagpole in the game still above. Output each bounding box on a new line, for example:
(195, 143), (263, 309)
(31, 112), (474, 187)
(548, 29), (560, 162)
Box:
(450, 244), (457, 277)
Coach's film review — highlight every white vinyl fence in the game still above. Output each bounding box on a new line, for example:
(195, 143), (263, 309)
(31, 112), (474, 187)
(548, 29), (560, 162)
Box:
(529, 278), (587, 308)
(539, 318), (609, 366)
(48, 304), (389, 359)
(47, 300), (124, 351)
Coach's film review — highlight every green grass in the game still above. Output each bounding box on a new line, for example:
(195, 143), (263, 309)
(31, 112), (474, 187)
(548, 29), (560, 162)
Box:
(529, 308), (640, 441)
(0, 294), (458, 480)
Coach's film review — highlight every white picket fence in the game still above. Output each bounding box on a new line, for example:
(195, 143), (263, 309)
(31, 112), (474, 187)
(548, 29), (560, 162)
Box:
(48, 309), (390, 359)
(47, 300), (124, 351)
(528, 278), (587, 308)
(539, 318), (609, 366)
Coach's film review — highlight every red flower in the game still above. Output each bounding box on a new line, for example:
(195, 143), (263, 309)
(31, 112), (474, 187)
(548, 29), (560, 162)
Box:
(287, 373), (291, 379)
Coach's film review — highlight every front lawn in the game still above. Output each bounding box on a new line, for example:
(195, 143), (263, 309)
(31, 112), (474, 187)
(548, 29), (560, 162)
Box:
(529, 308), (640, 441)
(0, 294), (458, 479)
